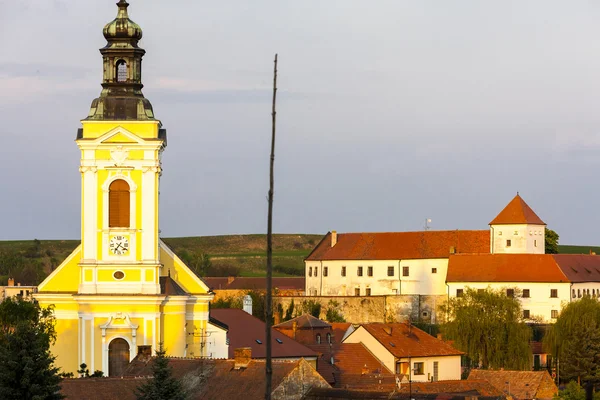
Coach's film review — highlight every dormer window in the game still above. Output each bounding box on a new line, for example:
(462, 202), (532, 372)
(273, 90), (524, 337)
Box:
(116, 60), (127, 82)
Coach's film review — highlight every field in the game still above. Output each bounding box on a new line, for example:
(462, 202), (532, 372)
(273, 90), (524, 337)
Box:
(0, 235), (597, 285)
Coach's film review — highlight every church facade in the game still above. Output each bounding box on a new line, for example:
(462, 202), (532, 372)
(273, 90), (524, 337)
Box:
(34, 1), (213, 376)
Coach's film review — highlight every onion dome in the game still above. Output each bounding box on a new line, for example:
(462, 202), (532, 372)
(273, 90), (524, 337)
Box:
(102, 0), (143, 47)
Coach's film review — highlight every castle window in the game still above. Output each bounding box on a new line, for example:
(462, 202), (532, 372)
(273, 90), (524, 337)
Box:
(388, 266), (394, 276)
(357, 266), (363, 277)
(506, 289), (515, 298)
(308, 267), (312, 277)
(534, 240), (537, 247)
(551, 310), (558, 319)
(403, 266), (409, 277)
(550, 289), (558, 298)
(456, 289), (464, 297)
(522, 289), (530, 298)
(109, 179), (130, 227)
(506, 240), (512, 247)
(323, 267), (328, 277)
(341, 266), (346, 277)
(116, 60), (127, 82)
(366, 288), (371, 296)
(367, 266), (373, 277)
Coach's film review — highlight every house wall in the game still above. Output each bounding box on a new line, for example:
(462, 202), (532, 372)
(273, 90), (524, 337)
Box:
(570, 282), (600, 301)
(343, 326), (396, 372)
(272, 358), (330, 400)
(397, 355), (462, 382)
(447, 282), (569, 322)
(204, 321), (228, 359)
(305, 259), (449, 297)
(490, 224), (545, 254)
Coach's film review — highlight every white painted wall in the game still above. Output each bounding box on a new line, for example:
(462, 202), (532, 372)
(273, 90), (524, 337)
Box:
(397, 355), (462, 382)
(447, 282), (570, 322)
(342, 326), (395, 372)
(570, 283), (600, 301)
(205, 321), (228, 359)
(490, 224), (545, 254)
(305, 259), (449, 296)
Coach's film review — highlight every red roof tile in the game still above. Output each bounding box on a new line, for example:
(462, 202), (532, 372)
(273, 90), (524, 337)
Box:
(210, 308), (317, 359)
(306, 231), (489, 261)
(351, 323), (464, 358)
(468, 370), (558, 400)
(397, 379), (506, 396)
(552, 254), (600, 283)
(61, 377), (141, 400)
(446, 254), (569, 283)
(330, 323), (352, 343)
(489, 195), (545, 225)
(203, 277), (305, 290)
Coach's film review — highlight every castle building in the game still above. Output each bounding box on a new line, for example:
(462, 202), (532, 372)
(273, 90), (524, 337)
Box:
(306, 194), (600, 322)
(34, 1), (213, 376)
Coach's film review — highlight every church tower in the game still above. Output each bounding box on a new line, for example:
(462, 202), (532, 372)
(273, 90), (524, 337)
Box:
(35, 1), (213, 377)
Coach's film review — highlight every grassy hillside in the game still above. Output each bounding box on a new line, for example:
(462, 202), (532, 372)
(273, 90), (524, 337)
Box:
(1, 235), (596, 285)
(0, 234), (324, 285)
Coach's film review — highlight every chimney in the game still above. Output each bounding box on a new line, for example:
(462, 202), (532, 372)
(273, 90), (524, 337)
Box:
(234, 347), (252, 369)
(449, 246), (456, 254)
(17, 282), (21, 287)
(243, 295), (253, 315)
(137, 345), (152, 361)
(227, 276), (235, 285)
(292, 321), (298, 339)
(331, 231), (337, 247)
(383, 326), (392, 336)
(7, 278), (14, 287)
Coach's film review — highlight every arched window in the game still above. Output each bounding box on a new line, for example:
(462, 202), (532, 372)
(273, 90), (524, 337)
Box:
(109, 179), (130, 227)
(327, 333), (331, 344)
(316, 333), (321, 344)
(116, 60), (127, 82)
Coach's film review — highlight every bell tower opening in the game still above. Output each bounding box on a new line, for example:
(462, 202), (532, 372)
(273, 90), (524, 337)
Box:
(116, 60), (127, 82)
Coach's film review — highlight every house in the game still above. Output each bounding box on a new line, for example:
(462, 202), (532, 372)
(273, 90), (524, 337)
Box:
(468, 370), (558, 400)
(274, 314), (334, 345)
(342, 322), (463, 382)
(61, 348), (330, 400)
(33, 2), (213, 376)
(209, 308), (318, 367)
(0, 279), (36, 301)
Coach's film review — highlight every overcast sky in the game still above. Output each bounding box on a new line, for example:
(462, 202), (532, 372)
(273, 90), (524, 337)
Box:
(1, 1), (600, 245)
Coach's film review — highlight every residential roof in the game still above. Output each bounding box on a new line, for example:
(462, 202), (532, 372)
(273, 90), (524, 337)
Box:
(469, 370), (558, 400)
(306, 230), (489, 261)
(305, 387), (507, 399)
(63, 358), (311, 400)
(330, 323), (353, 343)
(489, 194), (545, 225)
(202, 277), (305, 290)
(552, 254), (600, 283)
(397, 379), (506, 397)
(209, 308), (317, 359)
(274, 314), (332, 329)
(348, 323), (464, 358)
(447, 254), (569, 283)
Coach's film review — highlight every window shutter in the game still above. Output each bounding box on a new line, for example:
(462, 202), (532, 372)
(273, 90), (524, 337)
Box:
(109, 180), (130, 227)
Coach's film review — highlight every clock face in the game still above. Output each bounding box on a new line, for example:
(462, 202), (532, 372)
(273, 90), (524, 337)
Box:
(109, 235), (129, 255)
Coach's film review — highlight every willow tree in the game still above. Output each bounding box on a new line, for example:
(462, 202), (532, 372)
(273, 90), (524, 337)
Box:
(441, 287), (531, 370)
(544, 296), (600, 385)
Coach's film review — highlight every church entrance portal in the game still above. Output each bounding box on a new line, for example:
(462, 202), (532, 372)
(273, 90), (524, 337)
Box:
(108, 338), (130, 377)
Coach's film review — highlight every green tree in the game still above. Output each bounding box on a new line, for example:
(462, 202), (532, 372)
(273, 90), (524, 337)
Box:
(544, 296), (600, 386)
(325, 300), (345, 322)
(441, 287), (531, 370)
(0, 297), (64, 400)
(546, 228), (560, 254)
(553, 381), (600, 400)
(284, 299), (295, 321)
(135, 344), (187, 400)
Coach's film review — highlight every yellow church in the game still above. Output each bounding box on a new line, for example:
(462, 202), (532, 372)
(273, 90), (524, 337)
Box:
(34, 0), (213, 377)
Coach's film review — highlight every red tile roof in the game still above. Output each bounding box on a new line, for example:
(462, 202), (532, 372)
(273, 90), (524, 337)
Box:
(350, 323), (464, 358)
(552, 254), (600, 282)
(397, 379), (506, 397)
(274, 314), (332, 329)
(489, 195), (545, 225)
(330, 323), (352, 343)
(209, 308), (317, 359)
(446, 254), (569, 283)
(306, 231), (489, 261)
(63, 358), (310, 400)
(468, 370), (558, 400)
(203, 277), (305, 290)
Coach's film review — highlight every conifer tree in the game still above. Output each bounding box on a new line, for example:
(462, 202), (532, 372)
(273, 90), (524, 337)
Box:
(135, 344), (187, 400)
(0, 297), (64, 400)
(441, 287), (532, 370)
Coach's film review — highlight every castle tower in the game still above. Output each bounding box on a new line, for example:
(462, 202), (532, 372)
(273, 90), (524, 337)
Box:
(489, 194), (546, 254)
(35, 1), (212, 376)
